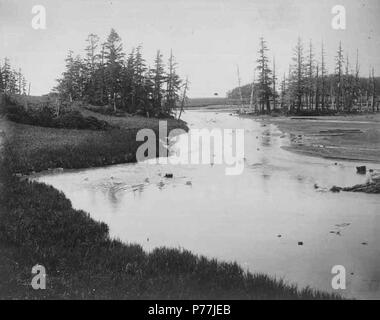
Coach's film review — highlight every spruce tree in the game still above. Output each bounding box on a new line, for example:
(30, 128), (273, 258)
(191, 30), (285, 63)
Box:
(290, 37), (306, 112)
(165, 50), (182, 115)
(151, 50), (166, 116)
(104, 28), (124, 111)
(255, 37), (272, 113)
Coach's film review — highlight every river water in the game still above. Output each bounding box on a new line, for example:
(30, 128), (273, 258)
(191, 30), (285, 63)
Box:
(32, 109), (380, 299)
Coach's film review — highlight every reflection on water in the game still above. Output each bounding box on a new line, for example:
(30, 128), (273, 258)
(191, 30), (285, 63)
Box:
(32, 110), (380, 299)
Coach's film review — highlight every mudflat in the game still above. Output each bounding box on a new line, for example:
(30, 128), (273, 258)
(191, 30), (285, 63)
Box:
(265, 114), (380, 163)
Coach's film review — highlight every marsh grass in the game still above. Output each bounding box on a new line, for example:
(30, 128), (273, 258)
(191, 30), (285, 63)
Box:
(2, 116), (186, 174)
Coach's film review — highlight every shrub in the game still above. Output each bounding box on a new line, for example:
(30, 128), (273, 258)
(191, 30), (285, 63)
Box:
(1, 95), (112, 130)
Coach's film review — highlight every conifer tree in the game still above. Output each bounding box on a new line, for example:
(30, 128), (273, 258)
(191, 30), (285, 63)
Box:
(151, 50), (166, 116)
(165, 50), (182, 115)
(290, 37), (306, 112)
(320, 42), (327, 110)
(335, 41), (344, 111)
(104, 29), (125, 111)
(306, 40), (315, 109)
(256, 37), (272, 113)
(84, 33), (100, 102)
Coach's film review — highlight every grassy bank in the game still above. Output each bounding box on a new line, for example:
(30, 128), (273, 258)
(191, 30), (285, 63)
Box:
(1, 108), (188, 174)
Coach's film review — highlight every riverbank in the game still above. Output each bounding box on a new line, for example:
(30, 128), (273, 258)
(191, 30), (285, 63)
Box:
(1, 107), (188, 175)
(0, 107), (341, 299)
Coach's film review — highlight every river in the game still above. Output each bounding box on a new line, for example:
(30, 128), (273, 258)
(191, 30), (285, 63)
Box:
(32, 109), (380, 299)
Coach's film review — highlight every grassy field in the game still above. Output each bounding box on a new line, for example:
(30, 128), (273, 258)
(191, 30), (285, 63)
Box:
(0, 98), (341, 299)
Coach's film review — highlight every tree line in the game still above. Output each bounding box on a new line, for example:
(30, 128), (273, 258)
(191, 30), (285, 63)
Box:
(55, 28), (188, 118)
(228, 37), (379, 114)
(0, 58), (29, 96)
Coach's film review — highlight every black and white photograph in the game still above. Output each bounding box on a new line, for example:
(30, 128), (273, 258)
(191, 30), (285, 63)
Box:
(0, 0), (380, 305)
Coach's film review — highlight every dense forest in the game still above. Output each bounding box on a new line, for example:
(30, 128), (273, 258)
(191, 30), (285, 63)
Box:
(228, 37), (379, 114)
(54, 29), (188, 118)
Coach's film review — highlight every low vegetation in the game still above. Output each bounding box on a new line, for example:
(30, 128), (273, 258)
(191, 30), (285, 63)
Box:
(1, 95), (112, 130)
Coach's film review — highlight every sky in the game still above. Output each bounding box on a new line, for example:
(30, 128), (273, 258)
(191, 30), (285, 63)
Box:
(1, 0), (379, 97)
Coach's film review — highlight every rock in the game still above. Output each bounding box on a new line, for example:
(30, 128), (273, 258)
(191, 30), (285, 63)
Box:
(369, 169), (374, 173)
(277, 234), (282, 238)
(361, 242), (368, 245)
(298, 241), (303, 246)
(185, 181), (192, 186)
(164, 173), (173, 178)
(356, 166), (366, 174)
(314, 183), (319, 189)
(330, 186), (342, 193)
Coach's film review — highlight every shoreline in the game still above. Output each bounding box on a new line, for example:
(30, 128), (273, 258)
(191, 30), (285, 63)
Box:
(281, 145), (380, 164)
(240, 113), (380, 165)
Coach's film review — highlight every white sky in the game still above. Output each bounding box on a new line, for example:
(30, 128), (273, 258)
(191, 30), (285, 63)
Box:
(1, 0), (379, 97)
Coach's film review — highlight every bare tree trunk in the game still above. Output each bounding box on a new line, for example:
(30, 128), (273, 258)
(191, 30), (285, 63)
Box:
(372, 67), (376, 112)
(178, 77), (188, 120)
(113, 92), (116, 112)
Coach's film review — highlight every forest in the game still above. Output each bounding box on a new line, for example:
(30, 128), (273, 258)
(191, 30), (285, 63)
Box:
(0, 28), (188, 120)
(54, 29), (187, 118)
(228, 37), (379, 115)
